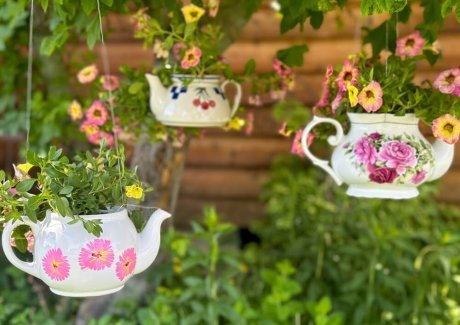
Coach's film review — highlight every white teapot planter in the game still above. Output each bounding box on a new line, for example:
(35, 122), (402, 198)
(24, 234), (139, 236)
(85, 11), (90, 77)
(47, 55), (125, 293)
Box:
(301, 113), (455, 199)
(146, 74), (242, 127)
(2, 208), (171, 297)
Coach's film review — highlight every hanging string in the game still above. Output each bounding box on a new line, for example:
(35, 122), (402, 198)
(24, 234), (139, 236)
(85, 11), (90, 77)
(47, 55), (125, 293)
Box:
(25, 0), (35, 151)
(95, 0), (125, 198)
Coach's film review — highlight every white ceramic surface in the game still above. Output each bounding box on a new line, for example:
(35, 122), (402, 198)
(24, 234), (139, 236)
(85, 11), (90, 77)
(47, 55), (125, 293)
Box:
(1, 208), (171, 297)
(146, 74), (242, 127)
(301, 113), (455, 199)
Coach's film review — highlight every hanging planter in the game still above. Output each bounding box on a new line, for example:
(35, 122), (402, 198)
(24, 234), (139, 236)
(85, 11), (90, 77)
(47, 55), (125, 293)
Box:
(146, 74), (241, 127)
(0, 145), (171, 297)
(302, 113), (454, 199)
(297, 31), (460, 199)
(2, 208), (170, 297)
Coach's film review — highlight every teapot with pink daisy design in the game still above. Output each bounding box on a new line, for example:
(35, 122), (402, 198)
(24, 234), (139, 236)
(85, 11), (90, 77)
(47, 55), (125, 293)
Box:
(2, 207), (170, 297)
(295, 32), (459, 199)
(0, 145), (172, 297)
(146, 73), (242, 127)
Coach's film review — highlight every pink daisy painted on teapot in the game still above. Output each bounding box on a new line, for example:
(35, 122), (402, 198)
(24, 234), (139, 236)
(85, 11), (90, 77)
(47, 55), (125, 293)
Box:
(301, 113), (455, 199)
(2, 208), (170, 297)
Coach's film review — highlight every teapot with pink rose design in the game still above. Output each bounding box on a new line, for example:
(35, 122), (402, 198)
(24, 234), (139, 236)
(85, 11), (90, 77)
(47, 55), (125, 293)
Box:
(2, 207), (171, 297)
(301, 113), (455, 199)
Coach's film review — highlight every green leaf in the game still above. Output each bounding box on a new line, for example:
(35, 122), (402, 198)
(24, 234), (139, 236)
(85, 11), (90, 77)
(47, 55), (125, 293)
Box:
(24, 202), (37, 223)
(16, 179), (36, 192)
(243, 59), (256, 76)
(129, 81), (144, 94)
(309, 11), (324, 29)
(55, 196), (68, 217)
(26, 150), (41, 166)
(59, 186), (74, 195)
(276, 44), (309, 67)
(12, 225), (30, 254)
(86, 17), (101, 50)
(81, 0), (96, 16)
(40, 0), (49, 12)
(101, 0), (114, 7)
(363, 18), (396, 58)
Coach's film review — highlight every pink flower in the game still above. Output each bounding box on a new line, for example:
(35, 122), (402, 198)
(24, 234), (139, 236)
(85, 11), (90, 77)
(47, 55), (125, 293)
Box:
(42, 248), (70, 281)
(88, 131), (114, 147)
(434, 68), (460, 96)
(80, 120), (99, 135)
(331, 88), (345, 113)
(378, 141), (417, 175)
(291, 129), (309, 157)
(245, 112), (254, 135)
(272, 59), (293, 78)
(411, 170), (427, 185)
(368, 166), (398, 184)
(116, 248), (137, 281)
(358, 81), (383, 112)
(314, 65), (334, 109)
(335, 60), (359, 91)
(205, 0), (220, 17)
(270, 89), (287, 101)
(79, 239), (114, 271)
(173, 42), (186, 60)
(67, 100), (83, 121)
(278, 122), (291, 137)
(181, 47), (202, 69)
(432, 114), (460, 144)
(354, 137), (377, 165)
(85, 101), (109, 126)
(101, 75), (120, 91)
(396, 31), (425, 58)
(248, 94), (262, 106)
(77, 64), (98, 84)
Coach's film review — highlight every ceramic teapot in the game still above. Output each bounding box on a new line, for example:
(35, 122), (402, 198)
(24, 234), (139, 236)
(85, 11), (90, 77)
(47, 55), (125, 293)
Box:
(146, 74), (242, 127)
(2, 208), (171, 297)
(301, 113), (454, 199)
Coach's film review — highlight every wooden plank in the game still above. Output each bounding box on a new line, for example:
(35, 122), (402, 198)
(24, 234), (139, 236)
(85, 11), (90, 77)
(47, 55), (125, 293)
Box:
(173, 197), (264, 227)
(439, 170), (460, 203)
(224, 34), (460, 74)
(186, 137), (290, 168)
(180, 168), (269, 199)
(104, 6), (460, 43)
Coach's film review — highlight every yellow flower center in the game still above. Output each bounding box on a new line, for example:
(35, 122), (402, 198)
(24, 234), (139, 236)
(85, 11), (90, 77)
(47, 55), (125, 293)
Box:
(187, 53), (195, 61)
(366, 90), (375, 99)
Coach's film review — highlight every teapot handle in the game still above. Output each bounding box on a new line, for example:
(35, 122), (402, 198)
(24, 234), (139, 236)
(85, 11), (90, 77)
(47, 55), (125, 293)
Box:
(221, 80), (242, 117)
(301, 116), (344, 185)
(1, 217), (40, 278)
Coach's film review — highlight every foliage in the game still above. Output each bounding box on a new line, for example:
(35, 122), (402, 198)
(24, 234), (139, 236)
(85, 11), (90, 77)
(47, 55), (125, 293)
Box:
(0, 143), (149, 237)
(253, 155), (460, 324)
(86, 207), (343, 325)
(275, 0), (459, 36)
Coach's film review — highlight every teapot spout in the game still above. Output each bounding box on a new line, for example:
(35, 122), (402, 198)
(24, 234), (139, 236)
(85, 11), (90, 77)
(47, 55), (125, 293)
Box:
(428, 140), (455, 182)
(145, 73), (168, 117)
(134, 208), (171, 275)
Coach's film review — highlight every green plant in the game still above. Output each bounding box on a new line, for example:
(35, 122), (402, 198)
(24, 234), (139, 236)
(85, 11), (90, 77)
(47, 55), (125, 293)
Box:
(254, 155), (460, 324)
(0, 143), (149, 236)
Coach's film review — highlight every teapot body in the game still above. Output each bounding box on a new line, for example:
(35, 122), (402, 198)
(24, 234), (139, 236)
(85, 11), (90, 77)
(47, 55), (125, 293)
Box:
(3, 209), (141, 297)
(301, 113), (454, 199)
(150, 74), (241, 127)
(332, 114), (435, 198)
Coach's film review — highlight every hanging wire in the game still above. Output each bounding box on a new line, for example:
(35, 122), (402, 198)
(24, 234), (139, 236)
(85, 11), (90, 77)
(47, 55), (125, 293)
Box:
(25, 0), (35, 151)
(95, 0), (125, 200)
